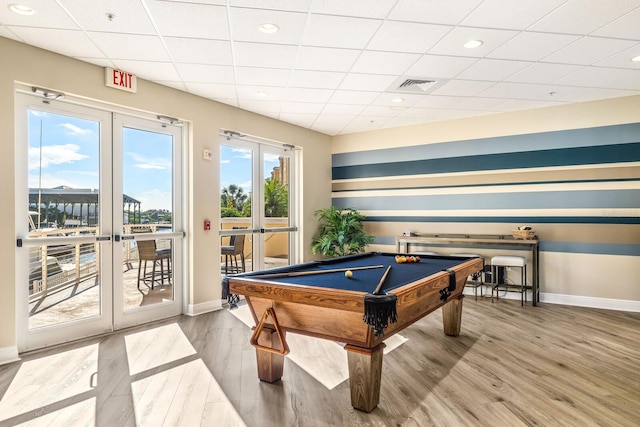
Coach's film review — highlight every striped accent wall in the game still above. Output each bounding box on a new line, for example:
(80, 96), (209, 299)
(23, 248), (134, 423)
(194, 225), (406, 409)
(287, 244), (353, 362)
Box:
(332, 122), (640, 260)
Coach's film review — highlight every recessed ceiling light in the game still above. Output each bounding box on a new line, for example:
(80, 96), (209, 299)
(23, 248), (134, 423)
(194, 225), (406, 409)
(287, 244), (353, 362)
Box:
(8, 4), (35, 15)
(391, 97), (404, 104)
(632, 55), (640, 62)
(464, 39), (483, 49)
(259, 23), (279, 34)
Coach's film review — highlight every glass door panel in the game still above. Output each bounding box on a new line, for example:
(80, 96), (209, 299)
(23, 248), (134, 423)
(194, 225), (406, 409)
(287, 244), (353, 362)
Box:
(113, 114), (183, 328)
(16, 94), (113, 351)
(261, 148), (294, 270)
(220, 136), (297, 273)
(220, 143), (255, 273)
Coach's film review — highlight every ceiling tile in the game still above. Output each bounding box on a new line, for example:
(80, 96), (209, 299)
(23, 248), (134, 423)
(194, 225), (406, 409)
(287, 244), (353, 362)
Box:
(350, 51), (420, 75)
(360, 105), (402, 117)
(367, 21), (452, 53)
(277, 112), (318, 128)
(595, 44), (640, 69)
(236, 67), (289, 86)
(321, 104), (367, 115)
(0, 0), (78, 29)
(396, 107), (443, 119)
(8, 27), (105, 58)
(88, 32), (169, 61)
(602, 72), (640, 90)
(518, 85), (584, 101)
(554, 67), (633, 87)
(280, 102), (325, 114)
(302, 14), (382, 49)
(310, 0), (397, 19)
(372, 92), (425, 107)
(487, 32), (581, 61)
(431, 80), (495, 97)
(529, 0), (640, 35)
(543, 36), (638, 65)
(593, 7), (640, 39)
(284, 87), (334, 103)
(560, 87), (638, 103)
(506, 63), (584, 84)
(329, 90), (381, 105)
(413, 95), (467, 108)
(339, 73), (398, 91)
(229, 0), (309, 12)
(456, 59), (532, 81)
(405, 55), (478, 79)
(176, 63), (236, 84)
(434, 109), (494, 121)
(59, 0), (156, 34)
(460, 0), (567, 30)
(185, 83), (237, 100)
(294, 46), (360, 72)
(238, 99), (282, 113)
(228, 8), (307, 44)
(233, 42), (298, 69)
(456, 97), (509, 111)
(163, 38), (233, 65)
(476, 82), (539, 98)
(237, 85), (286, 101)
(389, 0), (484, 25)
(494, 99), (563, 112)
(288, 70), (346, 89)
(144, 1), (229, 39)
(112, 60), (180, 82)
(428, 27), (519, 58)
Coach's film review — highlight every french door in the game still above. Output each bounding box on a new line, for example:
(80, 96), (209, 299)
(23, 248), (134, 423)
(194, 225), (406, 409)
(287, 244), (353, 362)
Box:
(15, 91), (184, 352)
(220, 136), (298, 274)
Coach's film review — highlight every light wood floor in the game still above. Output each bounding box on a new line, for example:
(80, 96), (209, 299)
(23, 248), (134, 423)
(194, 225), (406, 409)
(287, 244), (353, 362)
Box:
(1, 298), (639, 427)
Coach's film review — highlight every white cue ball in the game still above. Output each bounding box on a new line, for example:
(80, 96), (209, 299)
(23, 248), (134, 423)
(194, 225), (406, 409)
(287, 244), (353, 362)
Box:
(345, 270), (353, 278)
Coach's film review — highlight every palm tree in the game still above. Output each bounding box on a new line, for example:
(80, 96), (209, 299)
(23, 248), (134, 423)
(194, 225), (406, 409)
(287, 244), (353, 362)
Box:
(221, 184), (248, 213)
(264, 177), (288, 217)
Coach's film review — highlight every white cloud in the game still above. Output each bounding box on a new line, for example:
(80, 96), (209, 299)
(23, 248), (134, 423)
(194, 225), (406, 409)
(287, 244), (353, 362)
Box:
(28, 144), (88, 170)
(137, 188), (171, 210)
(60, 123), (93, 135)
(127, 152), (171, 170)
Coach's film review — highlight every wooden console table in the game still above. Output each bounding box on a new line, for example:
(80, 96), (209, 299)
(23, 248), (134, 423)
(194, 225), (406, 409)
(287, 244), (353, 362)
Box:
(396, 234), (540, 306)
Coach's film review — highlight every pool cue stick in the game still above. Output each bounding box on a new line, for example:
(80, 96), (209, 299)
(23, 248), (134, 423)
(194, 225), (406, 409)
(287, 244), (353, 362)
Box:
(372, 265), (392, 295)
(253, 264), (384, 279)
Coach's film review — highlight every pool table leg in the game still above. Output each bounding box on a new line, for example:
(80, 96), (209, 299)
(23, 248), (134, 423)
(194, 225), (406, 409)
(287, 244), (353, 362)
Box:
(442, 295), (464, 336)
(254, 325), (286, 383)
(345, 343), (386, 412)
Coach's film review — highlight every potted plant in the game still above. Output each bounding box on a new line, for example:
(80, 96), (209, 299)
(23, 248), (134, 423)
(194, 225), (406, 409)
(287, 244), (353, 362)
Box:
(311, 206), (375, 258)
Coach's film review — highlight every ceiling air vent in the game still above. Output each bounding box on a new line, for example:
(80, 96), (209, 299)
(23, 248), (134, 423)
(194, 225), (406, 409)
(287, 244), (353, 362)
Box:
(388, 76), (446, 95)
(398, 79), (437, 92)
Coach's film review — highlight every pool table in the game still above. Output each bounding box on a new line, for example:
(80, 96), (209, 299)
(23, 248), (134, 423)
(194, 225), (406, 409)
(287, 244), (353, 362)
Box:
(224, 252), (483, 412)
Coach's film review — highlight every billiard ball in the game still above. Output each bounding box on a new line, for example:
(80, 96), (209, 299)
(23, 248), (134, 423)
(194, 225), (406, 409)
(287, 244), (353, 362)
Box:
(345, 270), (353, 278)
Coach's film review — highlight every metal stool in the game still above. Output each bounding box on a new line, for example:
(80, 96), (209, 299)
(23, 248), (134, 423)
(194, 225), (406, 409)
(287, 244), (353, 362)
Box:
(452, 253), (484, 300)
(491, 255), (527, 305)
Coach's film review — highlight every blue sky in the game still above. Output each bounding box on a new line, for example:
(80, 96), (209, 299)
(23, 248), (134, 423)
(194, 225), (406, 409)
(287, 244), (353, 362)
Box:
(28, 109), (172, 211)
(220, 145), (282, 196)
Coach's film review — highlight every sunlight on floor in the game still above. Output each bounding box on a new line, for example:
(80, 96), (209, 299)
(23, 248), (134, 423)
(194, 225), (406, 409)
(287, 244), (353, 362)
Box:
(0, 344), (99, 424)
(124, 323), (197, 375)
(126, 323), (246, 426)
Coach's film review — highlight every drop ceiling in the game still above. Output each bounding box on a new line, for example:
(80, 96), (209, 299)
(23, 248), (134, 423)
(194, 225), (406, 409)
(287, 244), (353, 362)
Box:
(1, 0), (639, 136)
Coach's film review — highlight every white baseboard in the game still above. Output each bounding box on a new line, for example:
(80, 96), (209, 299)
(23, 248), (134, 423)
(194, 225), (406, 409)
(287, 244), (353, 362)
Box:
(0, 346), (20, 366)
(540, 293), (640, 312)
(463, 286), (640, 312)
(186, 299), (223, 316)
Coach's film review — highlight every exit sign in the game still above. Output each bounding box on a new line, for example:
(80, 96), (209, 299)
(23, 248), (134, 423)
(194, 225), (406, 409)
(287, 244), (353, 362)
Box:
(105, 67), (137, 93)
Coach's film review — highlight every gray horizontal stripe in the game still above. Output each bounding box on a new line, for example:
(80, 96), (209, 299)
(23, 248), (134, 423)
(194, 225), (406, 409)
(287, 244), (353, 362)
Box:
(373, 236), (640, 256)
(333, 189), (640, 210)
(363, 216), (640, 224)
(333, 122), (640, 167)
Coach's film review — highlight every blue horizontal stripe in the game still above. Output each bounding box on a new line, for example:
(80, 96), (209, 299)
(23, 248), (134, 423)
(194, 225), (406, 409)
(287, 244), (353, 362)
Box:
(373, 236), (640, 256)
(364, 216), (640, 224)
(333, 189), (640, 210)
(333, 122), (640, 167)
(332, 142), (640, 180)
